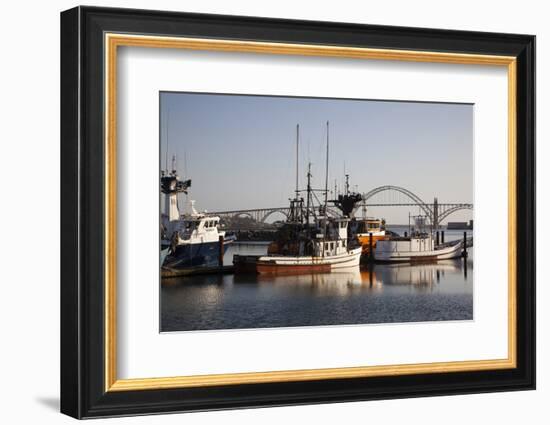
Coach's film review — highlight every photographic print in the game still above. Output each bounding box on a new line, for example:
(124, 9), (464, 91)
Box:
(160, 92), (474, 332)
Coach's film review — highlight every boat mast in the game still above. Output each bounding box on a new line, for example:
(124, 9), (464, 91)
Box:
(323, 121), (330, 237)
(324, 121), (329, 214)
(295, 124), (300, 201)
(171, 154), (177, 174)
(306, 162), (312, 227)
(165, 110), (170, 172)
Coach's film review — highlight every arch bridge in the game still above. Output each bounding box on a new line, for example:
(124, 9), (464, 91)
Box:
(210, 185), (472, 229)
(361, 185), (473, 228)
(210, 206), (340, 224)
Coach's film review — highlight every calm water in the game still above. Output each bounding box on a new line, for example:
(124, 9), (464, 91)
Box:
(161, 228), (473, 332)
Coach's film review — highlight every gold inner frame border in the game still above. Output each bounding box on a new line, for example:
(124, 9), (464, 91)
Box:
(104, 33), (517, 392)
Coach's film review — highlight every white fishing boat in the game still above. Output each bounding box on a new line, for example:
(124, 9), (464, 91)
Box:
(255, 217), (362, 274)
(374, 215), (463, 263)
(235, 121), (362, 275)
(374, 238), (462, 262)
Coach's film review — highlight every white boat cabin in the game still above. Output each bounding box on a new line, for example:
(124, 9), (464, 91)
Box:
(312, 217), (351, 257)
(376, 237), (434, 254)
(164, 200), (225, 245)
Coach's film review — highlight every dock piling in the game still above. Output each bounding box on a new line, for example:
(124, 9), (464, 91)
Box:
(436, 231), (440, 246)
(218, 235), (225, 267)
(441, 230), (445, 244)
(462, 231), (468, 259)
(369, 232), (373, 263)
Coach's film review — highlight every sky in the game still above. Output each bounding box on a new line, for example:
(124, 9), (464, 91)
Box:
(160, 92), (473, 224)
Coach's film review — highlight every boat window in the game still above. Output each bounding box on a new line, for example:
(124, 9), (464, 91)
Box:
(186, 221), (199, 231)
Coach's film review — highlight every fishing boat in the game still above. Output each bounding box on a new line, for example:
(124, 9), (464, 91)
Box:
(374, 215), (462, 263)
(234, 122), (361, 275)
(255, 217), (362, 274)
(160, 158), (234, 270)
(374, 238), (462, 262)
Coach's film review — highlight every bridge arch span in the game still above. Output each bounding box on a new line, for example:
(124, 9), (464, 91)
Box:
(233, 212), (255, 220)
(260, 209), (290, 223)
(439, 205), (473, 222)
(363, 185), (433, 220)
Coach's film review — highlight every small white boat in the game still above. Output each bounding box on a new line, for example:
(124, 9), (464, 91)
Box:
(374, 238), (462, 263)
(374, 214), (465, 263)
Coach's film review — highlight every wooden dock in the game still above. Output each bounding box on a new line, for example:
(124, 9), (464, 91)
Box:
(161, 265), (234, 279)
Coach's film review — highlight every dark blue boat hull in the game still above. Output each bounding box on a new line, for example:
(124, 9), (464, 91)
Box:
(163, 241), (222, 269)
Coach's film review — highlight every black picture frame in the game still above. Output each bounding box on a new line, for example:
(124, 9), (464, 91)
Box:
(60, 6), (535, 419)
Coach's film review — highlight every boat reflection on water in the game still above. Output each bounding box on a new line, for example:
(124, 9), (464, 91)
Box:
(161, 248), (472, 332)
(253, 266), (383, 294)
(249, 258), (467, 293)
(377, 259), (468, 292)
